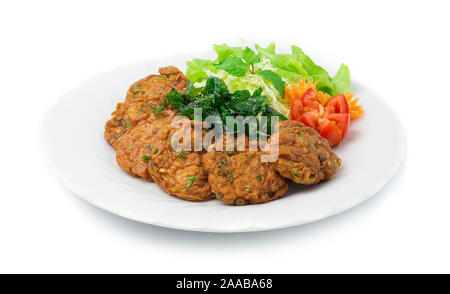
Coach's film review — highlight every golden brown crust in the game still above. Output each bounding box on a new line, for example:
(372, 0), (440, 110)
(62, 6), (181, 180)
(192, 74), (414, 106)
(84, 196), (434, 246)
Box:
(104, 66), (187, 146)
(148, 146), (212, 202)
(271, 120), (341, 184)
(145, 114), (212, 202)
(115, 110), (212, 201)
(202, 136), (288, 205)
(113, 112), (175, 182)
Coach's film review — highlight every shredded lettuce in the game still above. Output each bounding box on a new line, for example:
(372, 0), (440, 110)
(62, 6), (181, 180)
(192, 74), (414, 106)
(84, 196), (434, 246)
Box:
(185, 42), (351, 117)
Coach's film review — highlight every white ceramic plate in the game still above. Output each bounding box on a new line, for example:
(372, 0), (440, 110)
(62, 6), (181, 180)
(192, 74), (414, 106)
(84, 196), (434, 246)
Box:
(42, 52), (406, 232)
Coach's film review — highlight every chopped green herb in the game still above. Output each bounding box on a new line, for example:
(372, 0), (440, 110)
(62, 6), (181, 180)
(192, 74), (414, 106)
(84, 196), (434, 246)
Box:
(151, 97), (168, 116)
(318, 153), (327, 162)
(126, 121), (131, 128)
(217, 157), (228, 168)
(227, 170), (234, 183)
(113, 129), (126, 140)
(142, 155), (151, 161)
(132, 85), (142, 93)
(256, 176), (262, 182)
(177, 151), (185, 158)
(153, 148), (159, 154)
(185, 176), (197, 189)
(235, 198), (246, 205)
(298, 132), (305, 136)
(137, 104), (150, 112)
(151, 106), (163, 115)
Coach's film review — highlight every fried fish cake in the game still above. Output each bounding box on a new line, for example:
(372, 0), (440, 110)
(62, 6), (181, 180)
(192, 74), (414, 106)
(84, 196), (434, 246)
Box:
(104, 66), (187, 145)
(144, 115), (212, 202)
(270, 120), (341, 184)
(202, 136), (288, 205)
(113, 111), (175, 181)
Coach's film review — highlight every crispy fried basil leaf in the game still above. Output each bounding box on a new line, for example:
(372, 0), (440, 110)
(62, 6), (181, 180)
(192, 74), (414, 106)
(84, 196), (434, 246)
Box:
(166, 77), (285, 138)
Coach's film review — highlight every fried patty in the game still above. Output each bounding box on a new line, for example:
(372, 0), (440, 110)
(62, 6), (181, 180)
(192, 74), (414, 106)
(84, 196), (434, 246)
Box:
(104, 66), (187, 146)
(114, 111), (175, 181)
(202, 136), (288, 205)
(270, 120), (341, 184)
(143, 113), (212, 202)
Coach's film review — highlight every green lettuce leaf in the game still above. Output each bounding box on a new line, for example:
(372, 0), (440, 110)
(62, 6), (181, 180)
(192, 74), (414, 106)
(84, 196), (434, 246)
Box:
(257, 70), (285, 97)
(213, 44), (244, 63)
(333, 63), (351, 94)
(215, 56), (249, 77)
(255, 42), (276, 57)
(291, 45), (333, 93)
(274, 68), (303, 83)
(185, 59), (215, 83)
(242, 47), (261, 65)
(256, 43), (308, 77)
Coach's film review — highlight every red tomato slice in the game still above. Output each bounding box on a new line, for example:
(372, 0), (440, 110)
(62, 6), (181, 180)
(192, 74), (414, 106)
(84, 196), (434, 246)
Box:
(324, 113), (350, 138)
(319, 119), (343, 147)
(324, 94), (349, 115)
(290, 97), (303, 120)
(324, 94), (350, 139)
(299, 111), (320, 130)
(290, 90), (350, 146)
(301, 88), (319, 111)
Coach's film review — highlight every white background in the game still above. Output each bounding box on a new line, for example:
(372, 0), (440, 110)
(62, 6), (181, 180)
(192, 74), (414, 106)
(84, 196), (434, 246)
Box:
(1, 0), (449, 273)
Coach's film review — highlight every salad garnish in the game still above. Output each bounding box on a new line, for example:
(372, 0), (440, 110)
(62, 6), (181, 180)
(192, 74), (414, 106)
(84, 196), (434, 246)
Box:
(183, 42), (363, 146)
